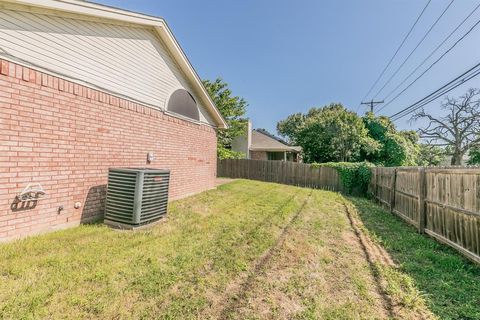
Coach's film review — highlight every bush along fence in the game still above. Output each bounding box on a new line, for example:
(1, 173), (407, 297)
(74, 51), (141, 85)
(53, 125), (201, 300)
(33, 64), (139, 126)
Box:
(217, 159), (373, 194)
(370, 166), (480, 264)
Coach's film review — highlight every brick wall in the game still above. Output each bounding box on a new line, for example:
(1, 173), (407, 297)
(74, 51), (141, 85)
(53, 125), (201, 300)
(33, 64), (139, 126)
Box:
(0, 59), (218, 241)
(250, 151), (267, 160)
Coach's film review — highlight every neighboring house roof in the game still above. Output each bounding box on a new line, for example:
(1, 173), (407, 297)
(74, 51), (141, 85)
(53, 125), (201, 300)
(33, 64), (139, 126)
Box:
(250, 129), (302, 152)
(1, 0), (227, 129)
(255, 128), (290, 145)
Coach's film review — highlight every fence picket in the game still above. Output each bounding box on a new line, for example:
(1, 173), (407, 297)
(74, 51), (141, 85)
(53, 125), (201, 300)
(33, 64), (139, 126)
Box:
(370, 166), (480, 265)
(217, 159), (342, 192)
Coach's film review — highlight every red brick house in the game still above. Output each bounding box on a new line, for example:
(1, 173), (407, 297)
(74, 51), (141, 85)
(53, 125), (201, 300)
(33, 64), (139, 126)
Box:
(0, 0), (227, 240)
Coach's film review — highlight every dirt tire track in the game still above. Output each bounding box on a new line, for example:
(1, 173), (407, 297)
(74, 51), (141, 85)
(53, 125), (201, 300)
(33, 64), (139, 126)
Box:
(218, 190), (313, 319)
(343, 203), (397, 318)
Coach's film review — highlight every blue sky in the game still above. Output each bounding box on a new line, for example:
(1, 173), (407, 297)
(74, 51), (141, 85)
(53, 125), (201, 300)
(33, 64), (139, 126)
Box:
(97, 0), (480, 134)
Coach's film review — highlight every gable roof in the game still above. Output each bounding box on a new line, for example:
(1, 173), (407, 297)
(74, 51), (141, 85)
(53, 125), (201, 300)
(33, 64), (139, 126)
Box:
(3, 0), (227, 129)
(250, 129), (301, 152)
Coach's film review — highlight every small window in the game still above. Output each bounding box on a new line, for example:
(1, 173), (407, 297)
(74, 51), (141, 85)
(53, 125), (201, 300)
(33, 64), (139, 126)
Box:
(167, 89), (200, 121)
(267, 152), (285, 161)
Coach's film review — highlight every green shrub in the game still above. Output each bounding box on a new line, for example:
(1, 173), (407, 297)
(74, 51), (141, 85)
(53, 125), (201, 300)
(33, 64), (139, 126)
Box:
(217, 146), (245, 160)
(311, 161), (374, 195)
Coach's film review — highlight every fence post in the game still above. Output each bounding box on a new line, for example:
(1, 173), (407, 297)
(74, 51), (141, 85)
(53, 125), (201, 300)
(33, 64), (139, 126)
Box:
(418, 167), (427, 233)
(390, 168), (397, 214)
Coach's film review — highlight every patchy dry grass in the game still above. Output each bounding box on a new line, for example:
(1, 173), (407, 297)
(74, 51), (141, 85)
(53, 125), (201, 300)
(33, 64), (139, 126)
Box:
(0, 180), (444, 319)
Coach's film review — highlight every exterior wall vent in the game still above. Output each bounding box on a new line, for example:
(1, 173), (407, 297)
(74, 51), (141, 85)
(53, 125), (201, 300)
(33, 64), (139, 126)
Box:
(104, 168), (170, 229)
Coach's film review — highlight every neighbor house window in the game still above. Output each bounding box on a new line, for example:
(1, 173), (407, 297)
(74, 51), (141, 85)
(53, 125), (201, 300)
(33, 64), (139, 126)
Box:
(267, 152), (284, 161)
(167, 89), (200, 121)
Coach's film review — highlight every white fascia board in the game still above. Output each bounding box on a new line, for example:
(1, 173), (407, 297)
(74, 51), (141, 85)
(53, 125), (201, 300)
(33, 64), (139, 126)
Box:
(6, 0), (164, 25)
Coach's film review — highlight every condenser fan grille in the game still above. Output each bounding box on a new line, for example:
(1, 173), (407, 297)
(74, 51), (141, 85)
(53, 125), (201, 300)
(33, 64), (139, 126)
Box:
(105, 168), (170, 228)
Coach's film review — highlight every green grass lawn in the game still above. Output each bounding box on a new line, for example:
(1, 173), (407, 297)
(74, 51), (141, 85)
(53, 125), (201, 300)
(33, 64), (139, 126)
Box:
(0, 180), (478, 319)
(349, 197), (480, 320)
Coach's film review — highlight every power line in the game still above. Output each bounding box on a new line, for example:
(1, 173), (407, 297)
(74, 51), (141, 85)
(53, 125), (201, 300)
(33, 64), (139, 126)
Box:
(391, 62), (480, 119)
(379, 16), (480, 113)
(355, 0), (431, 112)
(389, 62), (480, 121)
(377, 2), (480, 112)
(391, 69), (480, 121)
(372, 0), (454, 100)
(391, 64), (480, 120)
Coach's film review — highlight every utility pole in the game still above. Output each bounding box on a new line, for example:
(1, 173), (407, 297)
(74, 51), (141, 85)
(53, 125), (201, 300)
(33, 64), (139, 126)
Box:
(361, 99), (384, 113)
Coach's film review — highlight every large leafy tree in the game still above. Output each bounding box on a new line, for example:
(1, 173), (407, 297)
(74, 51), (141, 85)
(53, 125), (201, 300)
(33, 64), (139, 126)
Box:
(276, 108), (324, 144)
(278, 104), (378, 163)
(276, 112), (305, 144)
(203, 78), (248, 159)
(277, 106), (424, 165)
(413, 88), (480, 165)
(362, 112), (419, 166)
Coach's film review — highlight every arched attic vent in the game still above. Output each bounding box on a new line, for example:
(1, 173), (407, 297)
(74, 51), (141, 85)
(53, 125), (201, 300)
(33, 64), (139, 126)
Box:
(167, 89), (200, 121)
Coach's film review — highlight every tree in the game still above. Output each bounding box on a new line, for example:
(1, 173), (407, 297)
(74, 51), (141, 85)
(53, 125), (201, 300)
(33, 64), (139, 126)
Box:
(277, 105), (426, 166)
(280, 104), (378, 163)
(276, 112), (305, 144)
(413, 88), (480, 165)
(203, 78), (248, 159)
(362, 112), (419, 166)
(418, 144), (446, 166)
(276, 108), (324, 144)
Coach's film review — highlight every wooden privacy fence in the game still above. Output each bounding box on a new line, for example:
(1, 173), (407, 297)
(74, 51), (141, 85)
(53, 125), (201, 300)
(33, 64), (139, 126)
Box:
(217, 159), (344, 191)
(370, 166), (480, 264)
